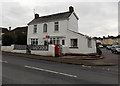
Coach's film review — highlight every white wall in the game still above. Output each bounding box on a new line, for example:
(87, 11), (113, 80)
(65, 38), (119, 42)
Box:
(31, 45), (55, 56)
(65, 30), (96, 54)
(27, 12), (96, 54)
(1, 45), (14, 52)
(27, 20), (68, 45)
(1, 45), (55, 57)
(68, 13), (78, 32)
(1, 45), (27, 53)
(12, 50), (26, 53)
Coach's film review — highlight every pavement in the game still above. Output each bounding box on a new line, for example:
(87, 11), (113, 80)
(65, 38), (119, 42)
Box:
(1, 48), (119, 66)
(2, 53), (118, 84)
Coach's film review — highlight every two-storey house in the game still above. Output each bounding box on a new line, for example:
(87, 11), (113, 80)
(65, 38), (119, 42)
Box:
(27, 6), (96, 54)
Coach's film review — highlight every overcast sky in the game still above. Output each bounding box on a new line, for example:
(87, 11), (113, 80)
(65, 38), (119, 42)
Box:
(0, 0), (119, 37)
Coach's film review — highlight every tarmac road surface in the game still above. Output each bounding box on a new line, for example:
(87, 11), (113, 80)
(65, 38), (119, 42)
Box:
(2, 53), (118, 84)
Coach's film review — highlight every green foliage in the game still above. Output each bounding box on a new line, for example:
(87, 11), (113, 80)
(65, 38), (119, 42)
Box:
(2, 33), (14, 46)
(2, 33), (27, 46)
(15, 33), (27, 45)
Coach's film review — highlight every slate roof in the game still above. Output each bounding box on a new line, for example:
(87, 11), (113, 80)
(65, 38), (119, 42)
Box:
(28, 11), (72, 25)
(10, 26), (28, 35)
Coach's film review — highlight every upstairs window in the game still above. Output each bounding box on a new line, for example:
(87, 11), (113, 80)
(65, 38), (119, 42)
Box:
(33, 25), (37, 33)
(54, 22), (59, 32)
(43, 24), (47, 32)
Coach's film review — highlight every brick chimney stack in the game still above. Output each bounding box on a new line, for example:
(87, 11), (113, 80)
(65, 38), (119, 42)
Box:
(35, 13), (39, 19)
(69, 6), (74, 12)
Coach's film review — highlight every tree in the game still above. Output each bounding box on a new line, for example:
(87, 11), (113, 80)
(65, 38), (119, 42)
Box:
(2, 33), (14, 46)
(2, 33), (27, 46)
(15, 33), (27, 45)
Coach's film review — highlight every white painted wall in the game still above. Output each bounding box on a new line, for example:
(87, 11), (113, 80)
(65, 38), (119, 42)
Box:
(1, 45), (14, 52)
(12, 50), (26, 53)
(27, 19), (68, 45)
(31, 45), (55, 56)
(1, 45), (26, 53)
(64, 30), (96, 54)
(1, 45), (55, 57)
(68, 13), (78, 32)
(27, 11), (96, 54)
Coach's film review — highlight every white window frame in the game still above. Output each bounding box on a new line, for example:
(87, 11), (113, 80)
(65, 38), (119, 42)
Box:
(33, 25), (37, 33)
(43, 24), (47, 33)
(70, 39), (78, 48)
(49, 38), (60, 45)
(31, 38), (38, 45)
(54, 22), (59, 32)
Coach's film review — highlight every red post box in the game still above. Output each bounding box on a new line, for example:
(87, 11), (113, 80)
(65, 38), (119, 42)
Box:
(45, 35), (49, 39)
(55, 44), (60, 57)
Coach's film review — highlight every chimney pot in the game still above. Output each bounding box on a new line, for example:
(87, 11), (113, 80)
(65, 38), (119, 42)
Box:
(9, 27), (11, 31)
(35, 14), (39, 19)
(69, 6), (74, 12)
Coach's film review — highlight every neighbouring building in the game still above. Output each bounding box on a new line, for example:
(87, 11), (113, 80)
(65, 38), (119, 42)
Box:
(0, 27), (9, 35)
(10, 26), (28, 35)
(94, 35), (120, 46)
(1, 26), (28, 46)
(27, 6), (96, 54)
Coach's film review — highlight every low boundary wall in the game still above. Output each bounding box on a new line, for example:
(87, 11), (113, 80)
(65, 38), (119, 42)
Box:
(1, 45), (55, 57)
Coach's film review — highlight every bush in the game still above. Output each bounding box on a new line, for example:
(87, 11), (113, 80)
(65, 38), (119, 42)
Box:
(15, 33), (27, 45)
(2, 33), (14, 46)
(2, 33), (27, 46)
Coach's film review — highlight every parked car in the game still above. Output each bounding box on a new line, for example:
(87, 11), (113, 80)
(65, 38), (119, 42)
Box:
(111, 45), (120, 54)
(106, 46), (112, 50)
(99, 45), (104, 48)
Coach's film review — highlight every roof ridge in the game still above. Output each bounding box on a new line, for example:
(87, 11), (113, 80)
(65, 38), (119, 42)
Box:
(38, 11), (70, 18)
(28, 11), (72, 25)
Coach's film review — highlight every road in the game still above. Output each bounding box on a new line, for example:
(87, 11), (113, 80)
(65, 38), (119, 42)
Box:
(2, 50), (119, 84)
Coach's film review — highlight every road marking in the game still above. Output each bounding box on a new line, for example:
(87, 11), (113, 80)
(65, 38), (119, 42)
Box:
(82, 65), (87, 67)
(87, 66), (91, 68)
(24, 65), (77, 78)
(0, 60), (8, 63)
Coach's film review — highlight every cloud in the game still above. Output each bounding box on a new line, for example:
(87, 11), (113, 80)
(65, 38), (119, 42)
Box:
(75, 2), (118, 37)
(0, 1), (118, 37)
(2, 2), (33, 29)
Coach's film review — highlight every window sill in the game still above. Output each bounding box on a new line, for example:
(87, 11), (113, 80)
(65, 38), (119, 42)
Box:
(69, 47), (78, 48)
(54, 31), (59, 33)
(88, 47), (92, 48)
(33, 33), (37, 34)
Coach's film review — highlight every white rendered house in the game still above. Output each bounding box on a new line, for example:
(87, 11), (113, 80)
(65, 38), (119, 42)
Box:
(27, 6), (96, 54)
